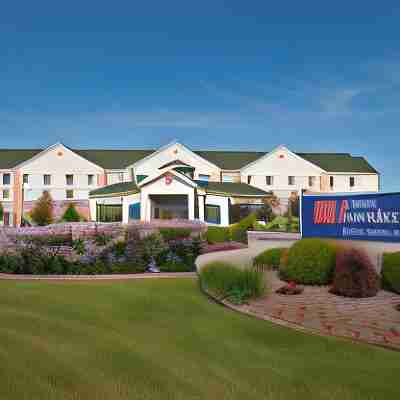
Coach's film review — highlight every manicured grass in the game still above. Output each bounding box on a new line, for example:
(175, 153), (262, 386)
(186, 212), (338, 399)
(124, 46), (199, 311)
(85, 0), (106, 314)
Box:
(0, 279), (398, 399)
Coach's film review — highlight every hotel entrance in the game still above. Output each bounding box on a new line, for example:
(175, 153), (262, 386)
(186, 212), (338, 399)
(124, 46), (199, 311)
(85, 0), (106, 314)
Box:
(149, 194), (189, 219)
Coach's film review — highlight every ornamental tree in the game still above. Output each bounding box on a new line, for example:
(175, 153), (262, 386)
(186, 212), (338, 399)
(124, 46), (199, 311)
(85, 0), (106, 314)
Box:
(31, 191), (54, 226)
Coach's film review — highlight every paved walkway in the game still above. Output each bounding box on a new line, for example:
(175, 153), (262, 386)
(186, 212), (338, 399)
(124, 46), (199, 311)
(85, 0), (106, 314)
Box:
(235, 271), (400, 350)
(196, 238), (291, 270)
(197, 241), (400, 350)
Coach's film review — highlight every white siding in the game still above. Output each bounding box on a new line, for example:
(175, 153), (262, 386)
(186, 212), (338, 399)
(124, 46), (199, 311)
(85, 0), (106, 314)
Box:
(241, 147), (323, 198)
(205, 194), (230, 226)
(134, 143), (220, 181)
(324, 174), (379, 193)
(20, 144), (103, 201)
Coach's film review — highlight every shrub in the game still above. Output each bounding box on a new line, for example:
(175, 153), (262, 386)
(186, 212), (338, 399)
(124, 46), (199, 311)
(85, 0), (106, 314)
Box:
(111, 240), (127, 258)
(31, 191), (54, 226)
(159, 261), (193, 272)
(110, 261), (147, 274)
(140, 233), (169, 264)
(94, 233), (113, 246)
(281, 239), (336, 285)
(18, 234), (73, 247)
(280, 248), (289, 268)
(253, 248), (286, 270)
(206, 226), (231, 244)
(0, 202), (3, 222)
(230, 213), (257, 244)
(0, 245), (73, 275)
(199, 261), (265, 304)
(62, 203), (82, 222)
(330, 248), (380, 298)
(382, 252), (400, 294)
(72, 238), (86, 255)
(159, 228), (191, 241)
(256, 200), (276, 222)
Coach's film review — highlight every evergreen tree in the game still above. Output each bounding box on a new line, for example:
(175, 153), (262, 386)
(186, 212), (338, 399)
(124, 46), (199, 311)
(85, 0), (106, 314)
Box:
(62, 203), (82, 222)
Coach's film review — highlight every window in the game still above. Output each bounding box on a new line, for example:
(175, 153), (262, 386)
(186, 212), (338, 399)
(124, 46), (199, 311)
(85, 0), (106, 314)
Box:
(308, 176), (316, 187)
(2, 173), (10, 185)
(266, 176), (273, 186)
(88, 174), (94, 186)
(3, 189), (10, 199)
(43, 174), (51, 186)
(66, 190), (74, 199)
(350, 176), (355, 188)
(330, 176), (334, 188)
(222, 175), (234, 183)
(205, 204), (221, 225)
(198, 174), (210, 181)
(23, 174), (29, 184)
(66, 175), (74, 185)
(247, 176), (252, 184)
(288, 176), (295, 185)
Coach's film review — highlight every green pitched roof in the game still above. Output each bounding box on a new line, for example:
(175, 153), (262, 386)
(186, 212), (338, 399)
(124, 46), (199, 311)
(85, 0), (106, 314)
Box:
(195, 150), (266, 170)
(0, 149), (42, 169)
(0, 146), (378, 174)
(89, 181), (140, 198)
(195, 181), (271, 197)
(297, 153), (378, 173)
(75, 149), (154, 170)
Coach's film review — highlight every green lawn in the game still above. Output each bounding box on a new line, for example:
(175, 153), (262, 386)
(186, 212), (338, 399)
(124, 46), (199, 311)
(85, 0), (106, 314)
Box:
(0, 279), (398, 400)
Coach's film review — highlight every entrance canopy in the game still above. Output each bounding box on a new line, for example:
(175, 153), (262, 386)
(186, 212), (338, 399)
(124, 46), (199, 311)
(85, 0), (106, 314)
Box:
(89, 167), (271, 224)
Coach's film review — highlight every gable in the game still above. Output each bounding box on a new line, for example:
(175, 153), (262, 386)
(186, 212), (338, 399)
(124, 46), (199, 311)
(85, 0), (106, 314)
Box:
(19, 144), (104, 173)
(133, 142), (220, 176)
(241, 146), (324, 175)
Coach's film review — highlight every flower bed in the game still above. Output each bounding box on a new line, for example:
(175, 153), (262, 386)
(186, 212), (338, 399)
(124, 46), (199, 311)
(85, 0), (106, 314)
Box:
(0, 224), (204, 275)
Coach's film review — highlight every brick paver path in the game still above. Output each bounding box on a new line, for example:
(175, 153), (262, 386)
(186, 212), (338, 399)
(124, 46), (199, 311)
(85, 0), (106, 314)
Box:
(236, 272), (400, 350)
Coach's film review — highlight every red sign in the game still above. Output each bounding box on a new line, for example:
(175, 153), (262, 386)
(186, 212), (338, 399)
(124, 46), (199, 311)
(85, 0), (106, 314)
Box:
(165, 175), (173, 185)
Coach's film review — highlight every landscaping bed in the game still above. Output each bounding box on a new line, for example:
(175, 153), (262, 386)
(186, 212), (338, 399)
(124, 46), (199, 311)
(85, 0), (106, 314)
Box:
(0, 225), (203, 275)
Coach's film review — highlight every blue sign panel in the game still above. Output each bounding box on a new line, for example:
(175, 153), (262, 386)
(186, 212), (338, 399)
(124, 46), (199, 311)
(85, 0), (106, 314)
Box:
(301, 192), (400, 242)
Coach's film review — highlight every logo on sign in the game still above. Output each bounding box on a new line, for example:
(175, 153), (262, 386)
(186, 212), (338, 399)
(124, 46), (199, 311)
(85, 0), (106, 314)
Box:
(165, 174), (173, 185)
(313, 200), (349, 224)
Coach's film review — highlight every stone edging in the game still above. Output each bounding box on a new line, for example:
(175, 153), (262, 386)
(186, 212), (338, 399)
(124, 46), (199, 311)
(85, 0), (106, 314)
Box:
(0, 272), (197, 281)
(199, 285), (399, 352)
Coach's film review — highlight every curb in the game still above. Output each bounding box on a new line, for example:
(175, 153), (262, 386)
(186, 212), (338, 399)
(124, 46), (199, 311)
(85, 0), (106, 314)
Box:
(0, 272), (197, 281)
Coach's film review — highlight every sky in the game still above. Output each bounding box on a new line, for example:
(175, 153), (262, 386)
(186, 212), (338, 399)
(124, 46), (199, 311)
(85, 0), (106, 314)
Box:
(0, 1), (399, 190)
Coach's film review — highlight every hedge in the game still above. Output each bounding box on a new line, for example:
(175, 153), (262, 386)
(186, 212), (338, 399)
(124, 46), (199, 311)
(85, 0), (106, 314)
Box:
(382, 252), (400, 294)
(280, 238), (336, 285)
(206, 226), (231, 244)
(253, 247), (286, 270)
(159, 228), (192, 241)
(230, 213), (257, 244)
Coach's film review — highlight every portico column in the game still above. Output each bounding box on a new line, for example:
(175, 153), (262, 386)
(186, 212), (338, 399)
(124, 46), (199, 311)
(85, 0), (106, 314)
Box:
(188, 191), (195, 220)
(198, 195), (205, 222)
